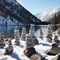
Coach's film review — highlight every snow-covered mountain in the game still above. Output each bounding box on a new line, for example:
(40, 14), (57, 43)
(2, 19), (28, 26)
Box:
(0, 0), (42, 32)
(0, 0), (41, 25)
(36, 7), (60, 22)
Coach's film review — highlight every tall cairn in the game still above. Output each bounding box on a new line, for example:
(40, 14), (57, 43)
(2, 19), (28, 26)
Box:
(24, 24), (38, 58)
(46, 25), (52, 42)
(39, 26), (43, 39)
(54, 35), (60, 45)
(14, 26), (20, 46)
(26, 24), (36, 49)
(57, 24), (60, 36)
(20, 26), (26, 41)
(8, 38), (12, 46)
(4, 38), (13, 55)
(0, 32), (5, 48)
(29, 24), (35, 35)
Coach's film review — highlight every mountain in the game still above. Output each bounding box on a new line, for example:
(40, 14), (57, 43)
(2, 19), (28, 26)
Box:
(0, 0), (42, 26)
(36, 7), (60, 22)
(0, 0), (43, 33)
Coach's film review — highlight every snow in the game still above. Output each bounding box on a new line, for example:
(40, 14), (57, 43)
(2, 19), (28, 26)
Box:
(13, 39), (51, 60)
(0, 38), (59, 60)
(36, 7), (60, 22)
(0, 56), (16, 60)
(0, 28), (60, 60)
(45, 53), (60, 60)
(11, 40), (30, 60)
(0, 38), (56, 60)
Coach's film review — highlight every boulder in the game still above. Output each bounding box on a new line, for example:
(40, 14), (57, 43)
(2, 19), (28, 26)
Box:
(30, 54), (42, 60)
(48, 46), (60, 55)
(24, 47), (36, 58)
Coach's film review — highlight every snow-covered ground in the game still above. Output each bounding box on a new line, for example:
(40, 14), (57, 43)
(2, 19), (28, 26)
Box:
(0, 38), (59, 60)
(0, 26), (60, 60)
(0, 39), (59, 60)
(0, 39), (50, 60)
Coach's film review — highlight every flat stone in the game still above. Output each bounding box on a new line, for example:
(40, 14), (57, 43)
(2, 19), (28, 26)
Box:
(30, 54), (42, 60)
(48, 46), (60, 55)
(24, 47), (36, 58)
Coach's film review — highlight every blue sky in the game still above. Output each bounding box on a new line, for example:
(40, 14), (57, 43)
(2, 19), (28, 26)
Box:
(18, 0), (60, 15)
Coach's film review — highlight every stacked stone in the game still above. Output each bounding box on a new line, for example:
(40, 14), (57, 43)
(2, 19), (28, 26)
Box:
(57, 24), (60, 36)
(46, 25), (52, 42)
(8, 38), (12, 46)
(0, 32), (5, 48)
(14, 26), (20, 46)
(29, 24), (38, 45)
(25, 34), (36, 49)
(24, 24), (38, 58)
(29, 24), (35, 35)
(4, 38), (13, 55)
(54, 35), (60, 47)
(47, 35), (60, 55)
(20, 26), (26, 41)
(39, 26), (43, 39)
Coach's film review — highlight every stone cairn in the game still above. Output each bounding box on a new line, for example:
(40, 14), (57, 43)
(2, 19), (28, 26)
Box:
(29, 24), (35, 34)
(0, 32), (5, 48)
(29, 24), (38, 45)
(57, 24), (60, 36)
(4, 38), (13, 55)
(54, 35), (60, 47)
(39, 26), (43, 39)
(8, 38), (12, 46)
(24, 24), (39, 58)
(48, 35), (60, 55)
(20, 26), (26, 41)
(14, 26), (20, 46)
(46, 25), (52, 42)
